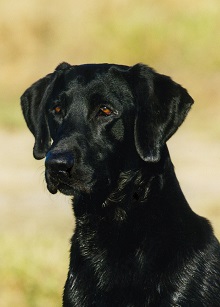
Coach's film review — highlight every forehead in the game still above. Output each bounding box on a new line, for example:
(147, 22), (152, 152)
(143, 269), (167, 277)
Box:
(66, 63), (129, 84)
(53, 64), (132, 100)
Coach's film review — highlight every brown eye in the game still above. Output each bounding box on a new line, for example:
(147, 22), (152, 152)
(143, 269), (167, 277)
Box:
(54, 106), (62, 114)
(99, 106), (113, 116)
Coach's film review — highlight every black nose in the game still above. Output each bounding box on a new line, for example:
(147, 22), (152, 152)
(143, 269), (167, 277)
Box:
(45, 151), (74, 173)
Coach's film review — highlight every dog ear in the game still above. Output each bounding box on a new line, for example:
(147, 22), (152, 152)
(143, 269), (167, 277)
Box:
(21, 73), (55, 160)
(129, 64), (194, 162)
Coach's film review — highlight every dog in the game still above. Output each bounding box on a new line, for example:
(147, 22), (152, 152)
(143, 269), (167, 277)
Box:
(21, 63), (220, 306)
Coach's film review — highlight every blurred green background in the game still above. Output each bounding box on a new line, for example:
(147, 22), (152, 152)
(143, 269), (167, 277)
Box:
(0, 0), (220, 306)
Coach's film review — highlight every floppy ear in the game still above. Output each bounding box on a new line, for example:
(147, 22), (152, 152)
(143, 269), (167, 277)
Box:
(21, 62), (72, 160)
(129, 64), (194, 162)
(20, 74), (54, 160)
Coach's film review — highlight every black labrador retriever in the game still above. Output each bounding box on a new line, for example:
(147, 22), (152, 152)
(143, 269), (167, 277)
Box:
(21, 63), (220, 306)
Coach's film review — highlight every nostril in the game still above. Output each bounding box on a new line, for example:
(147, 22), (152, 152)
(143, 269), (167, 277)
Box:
(45, 151), (74, 172)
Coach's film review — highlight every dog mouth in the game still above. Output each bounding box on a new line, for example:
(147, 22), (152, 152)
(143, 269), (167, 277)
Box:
(45, 170), (71, 195)
(45, 170), (93, 195)
(47, 181), (74, 195)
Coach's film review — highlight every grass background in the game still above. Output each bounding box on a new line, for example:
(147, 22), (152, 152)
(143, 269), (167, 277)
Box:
(0, 0), (220, 306)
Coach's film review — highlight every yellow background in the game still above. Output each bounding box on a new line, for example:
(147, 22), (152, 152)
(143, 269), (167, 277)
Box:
(0, 1), (220, 306)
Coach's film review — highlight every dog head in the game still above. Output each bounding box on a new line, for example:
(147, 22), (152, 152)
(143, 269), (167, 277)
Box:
(21, 63), (193, 195)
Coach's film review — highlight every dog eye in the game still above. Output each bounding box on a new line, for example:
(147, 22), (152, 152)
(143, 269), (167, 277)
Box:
(97, 106), (113, 117)
(51, 105), (65, 118)
(54, 106), (62, 114)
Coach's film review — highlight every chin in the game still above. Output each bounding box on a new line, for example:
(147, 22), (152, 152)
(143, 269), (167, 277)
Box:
(58, 185), (75, 196)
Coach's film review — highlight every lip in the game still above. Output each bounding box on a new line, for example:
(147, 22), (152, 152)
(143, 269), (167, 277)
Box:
(47, 182), (58, 194)
(46, 181), (74, 195)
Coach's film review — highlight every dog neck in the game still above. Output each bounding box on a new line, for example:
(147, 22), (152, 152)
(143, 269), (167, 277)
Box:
(72, 145), (187, 220)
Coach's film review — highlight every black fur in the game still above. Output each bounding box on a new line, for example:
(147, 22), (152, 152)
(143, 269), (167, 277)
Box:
(21, 63), (220, 306)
